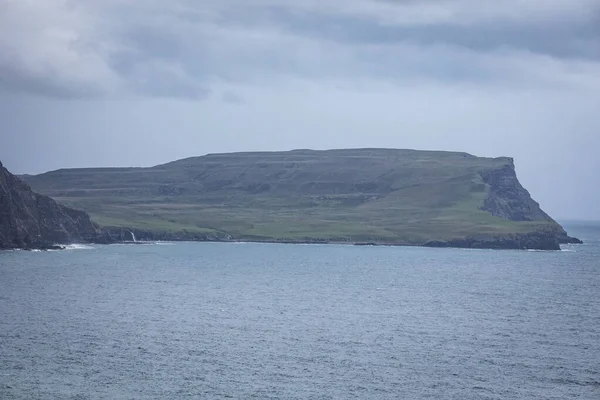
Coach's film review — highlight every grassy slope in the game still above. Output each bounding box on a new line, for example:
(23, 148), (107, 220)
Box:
(22, 149), (554, 244)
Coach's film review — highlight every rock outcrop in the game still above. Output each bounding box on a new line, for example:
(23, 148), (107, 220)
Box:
(423, 232), (561, 251)
(479, 160), (582, 246)
(480, 160), (554, 222)
(0, 161), (102, 250)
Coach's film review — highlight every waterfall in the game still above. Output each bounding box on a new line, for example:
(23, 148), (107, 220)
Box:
(129, 231), (137, 242)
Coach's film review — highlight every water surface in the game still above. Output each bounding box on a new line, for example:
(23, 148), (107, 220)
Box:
(1, 225), (599, 399)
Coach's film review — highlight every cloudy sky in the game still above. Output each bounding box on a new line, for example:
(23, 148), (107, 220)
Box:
(1, 0), (599, 219)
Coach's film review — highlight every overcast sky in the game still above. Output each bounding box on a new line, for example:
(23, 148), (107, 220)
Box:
(1, 0), (599, 220)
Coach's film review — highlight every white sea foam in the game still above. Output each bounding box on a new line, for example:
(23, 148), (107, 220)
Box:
(63, 244), (95, 250)
(112, 241), (174, 246)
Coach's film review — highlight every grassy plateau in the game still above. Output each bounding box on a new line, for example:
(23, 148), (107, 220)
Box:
(21, 149), (567, 246)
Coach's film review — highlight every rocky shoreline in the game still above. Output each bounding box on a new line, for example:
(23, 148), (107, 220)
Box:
(423, 232), (582, 251)
(2, 228), (583, 251)
(84, 226), (582, 251)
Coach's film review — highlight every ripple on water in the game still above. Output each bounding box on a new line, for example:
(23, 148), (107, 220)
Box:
(0, 235), (599, 399)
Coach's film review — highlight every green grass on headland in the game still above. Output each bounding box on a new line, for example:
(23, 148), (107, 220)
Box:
(22, 149), (564, 245)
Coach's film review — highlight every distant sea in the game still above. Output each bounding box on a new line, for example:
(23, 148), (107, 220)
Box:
(1, 222), (599, 399)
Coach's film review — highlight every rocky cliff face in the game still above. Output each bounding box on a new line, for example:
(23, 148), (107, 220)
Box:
(479, 160), (581, 246)
(0, 161), (101, 249)
(480, 160), (554, 222)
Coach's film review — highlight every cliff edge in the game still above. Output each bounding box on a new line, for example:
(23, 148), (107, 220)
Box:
(0, 161), (102, 249)
(479, 159), (581, 245)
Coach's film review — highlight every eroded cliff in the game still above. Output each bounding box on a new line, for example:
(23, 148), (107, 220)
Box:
(0, 161), (101, 249)
(479, 159), (581, 246)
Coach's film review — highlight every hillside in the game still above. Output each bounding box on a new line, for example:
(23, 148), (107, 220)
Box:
(21, 149), (580, 249)
(0, 160), (101, 249)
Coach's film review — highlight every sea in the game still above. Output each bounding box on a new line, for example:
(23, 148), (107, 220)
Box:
(1, 223), (599, 399)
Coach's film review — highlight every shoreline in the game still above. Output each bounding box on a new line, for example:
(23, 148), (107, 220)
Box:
(1, 235), (584, 252)
(94, 227), (582, 251)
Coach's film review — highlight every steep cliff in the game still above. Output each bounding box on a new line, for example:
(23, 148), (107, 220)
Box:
(0, 161), (101, 249)
(480, 159), (554, 222)
(479, 159), (582, 245)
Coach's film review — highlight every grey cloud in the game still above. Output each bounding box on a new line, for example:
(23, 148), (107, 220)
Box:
(121, 61), (210, 100)
(0, 0), (599, 99)
(246, 6), (600, 60)
(0, 68), (102, 99)
(0, 0), (122, 98)
(221, 91), (245, 104)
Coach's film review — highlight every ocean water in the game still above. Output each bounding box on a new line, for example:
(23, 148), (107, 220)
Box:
(1, 224), (599, 399)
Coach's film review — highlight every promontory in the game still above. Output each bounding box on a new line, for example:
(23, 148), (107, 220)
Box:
(16, 148), (581, 250)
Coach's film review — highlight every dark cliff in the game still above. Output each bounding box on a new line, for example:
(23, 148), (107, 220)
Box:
(480, 160), (554, 222)
(0, 161), (101, 249)
(479, 159), (582, 245)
